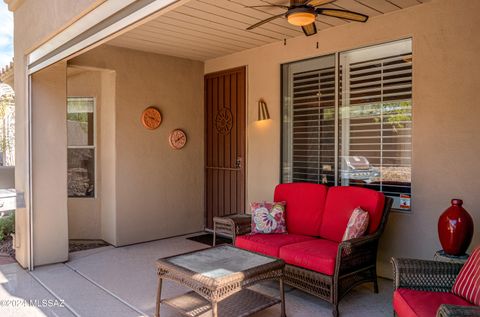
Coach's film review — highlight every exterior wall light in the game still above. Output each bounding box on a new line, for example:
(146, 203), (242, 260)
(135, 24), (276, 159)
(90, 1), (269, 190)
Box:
(257, 99), (270, 121)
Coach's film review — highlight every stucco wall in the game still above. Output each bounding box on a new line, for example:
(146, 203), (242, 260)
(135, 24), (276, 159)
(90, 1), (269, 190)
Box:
(67, 70), (102, 240)
(31, 62), (69, 266)
(12, 0), (102, 268)
(99, 70), (117, 245)
(0, 166), (14, 188)
(70, 45), (205, 246)
(205, 0), (480, 277)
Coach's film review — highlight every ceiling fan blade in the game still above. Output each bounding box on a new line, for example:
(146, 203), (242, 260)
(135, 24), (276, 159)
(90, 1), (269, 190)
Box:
(245, 5), (289, 9)
(305, 0), (335, 6)
(246, 13), (285, 30)
(301, 22), (317, 36)
(316, 8), (368, 22)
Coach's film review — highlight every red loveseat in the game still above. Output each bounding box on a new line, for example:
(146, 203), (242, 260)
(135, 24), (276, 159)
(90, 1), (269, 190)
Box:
(235, 183), (393, 317)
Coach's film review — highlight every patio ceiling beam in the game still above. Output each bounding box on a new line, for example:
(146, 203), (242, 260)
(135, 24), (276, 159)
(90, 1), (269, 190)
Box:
(27, 0), (191, 74)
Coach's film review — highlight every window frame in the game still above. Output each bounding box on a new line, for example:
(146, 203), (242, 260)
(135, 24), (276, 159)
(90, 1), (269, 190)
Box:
(67, 96), (97, 199)
(280, 38), (413, 213)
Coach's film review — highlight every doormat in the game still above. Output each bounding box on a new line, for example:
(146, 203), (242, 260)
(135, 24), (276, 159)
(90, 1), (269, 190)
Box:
(187, 233), (232, 247)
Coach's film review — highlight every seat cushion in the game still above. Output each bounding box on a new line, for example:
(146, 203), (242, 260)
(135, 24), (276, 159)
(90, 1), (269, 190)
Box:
(452, 245), (480, 305)
(279, 239), (339, 275)
(319, 186), (385, 242)
(235, 233), (315, 257)
(394, 288), (474, 317)
(273, 183), (328, 236)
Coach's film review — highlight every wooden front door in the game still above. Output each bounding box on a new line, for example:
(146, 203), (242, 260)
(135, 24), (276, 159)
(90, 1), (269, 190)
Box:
(205, 67), (246, 229)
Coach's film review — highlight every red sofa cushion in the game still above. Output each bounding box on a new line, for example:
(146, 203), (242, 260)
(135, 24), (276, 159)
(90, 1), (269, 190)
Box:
(394, 288), (474, 317)
(273, 183), (328, 236)
(235, 233), (315, 257)
(319, 186), (385, 242)
(279, 239), (339, 275)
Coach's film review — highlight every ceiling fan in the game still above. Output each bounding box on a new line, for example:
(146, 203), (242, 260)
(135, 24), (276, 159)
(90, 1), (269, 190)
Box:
(246, 0), (369, 37)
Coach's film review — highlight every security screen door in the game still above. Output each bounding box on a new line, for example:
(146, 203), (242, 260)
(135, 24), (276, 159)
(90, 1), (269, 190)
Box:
(205, 67), (246, 229)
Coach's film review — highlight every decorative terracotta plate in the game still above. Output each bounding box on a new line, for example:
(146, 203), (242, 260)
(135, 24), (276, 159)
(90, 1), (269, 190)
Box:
(169, 129), (187, 150)
(141, 106), (162, 130)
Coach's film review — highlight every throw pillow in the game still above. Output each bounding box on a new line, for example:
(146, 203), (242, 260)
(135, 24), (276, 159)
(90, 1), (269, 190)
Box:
(452, 245), (480, 305)
(251, 201), (286, 234)
(342, 207), (369, 241)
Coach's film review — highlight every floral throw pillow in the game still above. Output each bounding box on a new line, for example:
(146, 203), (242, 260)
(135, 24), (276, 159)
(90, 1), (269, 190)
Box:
(251, 201), (286, 234)
(342, 207), (369, 241)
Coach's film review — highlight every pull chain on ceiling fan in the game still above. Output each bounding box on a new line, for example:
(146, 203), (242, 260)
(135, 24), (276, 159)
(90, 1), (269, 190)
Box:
(246, 0), (369, 37)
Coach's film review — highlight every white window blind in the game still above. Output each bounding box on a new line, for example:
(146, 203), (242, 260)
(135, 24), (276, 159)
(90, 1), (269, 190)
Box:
(339, 39), (412, 210)
(282, 55), (336, 186)
(282, 39), (413, 211)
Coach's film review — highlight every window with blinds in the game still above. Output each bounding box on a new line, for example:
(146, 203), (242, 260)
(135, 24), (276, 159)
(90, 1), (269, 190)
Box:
(282, 39), (412, 211)
(282, 54), (336, 186)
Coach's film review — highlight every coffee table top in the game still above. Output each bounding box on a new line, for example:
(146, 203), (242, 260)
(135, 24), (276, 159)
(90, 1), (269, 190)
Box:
(157, 245), (284, 287)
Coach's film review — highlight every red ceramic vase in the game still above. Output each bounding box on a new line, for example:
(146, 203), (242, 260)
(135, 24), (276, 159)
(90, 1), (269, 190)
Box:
(438, 199), (474, 256)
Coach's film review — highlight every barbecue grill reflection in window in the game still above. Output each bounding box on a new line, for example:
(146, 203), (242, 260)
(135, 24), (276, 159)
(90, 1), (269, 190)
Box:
(282, 39), (412, 211)
(67, 97), (95, 198)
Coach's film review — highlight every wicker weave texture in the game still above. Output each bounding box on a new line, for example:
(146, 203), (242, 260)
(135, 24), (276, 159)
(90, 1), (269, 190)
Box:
(158, 266), (283, 302)
(391, 258), (463, 292)
(213, 214), (252, 246)
(162, 289), (281, 317)
(155, 246), (286, 317)
(436, 304), (480, 317)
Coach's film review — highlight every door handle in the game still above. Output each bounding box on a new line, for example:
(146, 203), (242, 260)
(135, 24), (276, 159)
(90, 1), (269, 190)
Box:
(235, 157), (242, 169)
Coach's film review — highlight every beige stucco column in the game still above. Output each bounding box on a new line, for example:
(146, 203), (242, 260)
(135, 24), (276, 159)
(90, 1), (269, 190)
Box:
(7, 0), (100, 268)
(30, 62), (69, 266)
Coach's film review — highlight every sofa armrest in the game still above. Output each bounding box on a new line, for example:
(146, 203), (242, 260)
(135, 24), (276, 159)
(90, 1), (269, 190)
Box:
(391, 258), (463, 292)
(234, 217), (252, 236)
(437, 304), (480, 317)
(339, 233), (378, 255)
(337, 233), (379, 275)
(223, 214), (252, 236)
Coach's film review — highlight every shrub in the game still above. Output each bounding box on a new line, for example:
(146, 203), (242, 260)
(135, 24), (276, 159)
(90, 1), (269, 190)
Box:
(0, 213), (15, 241)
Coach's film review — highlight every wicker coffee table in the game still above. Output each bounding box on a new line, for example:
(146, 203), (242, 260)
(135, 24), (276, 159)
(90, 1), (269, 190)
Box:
(155, 245), (286, 317)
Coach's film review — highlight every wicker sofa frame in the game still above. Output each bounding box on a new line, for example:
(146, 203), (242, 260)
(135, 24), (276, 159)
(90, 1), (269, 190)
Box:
(391, 257), (480, 317)
(234, 196), (393, 317)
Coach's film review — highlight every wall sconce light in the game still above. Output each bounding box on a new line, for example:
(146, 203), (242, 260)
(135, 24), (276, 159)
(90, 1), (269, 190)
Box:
(257, 99), (270, 121)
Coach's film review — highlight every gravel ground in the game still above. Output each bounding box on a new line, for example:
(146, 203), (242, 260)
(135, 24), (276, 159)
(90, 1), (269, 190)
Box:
(0, 236), (15, 257)
(0, 237), (111, 262)
(69, 240), (110, 253)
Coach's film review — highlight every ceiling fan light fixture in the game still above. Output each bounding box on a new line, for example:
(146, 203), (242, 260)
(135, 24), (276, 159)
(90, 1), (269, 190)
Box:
(287, 12), (316, 26)
(286, 7), (316, 26)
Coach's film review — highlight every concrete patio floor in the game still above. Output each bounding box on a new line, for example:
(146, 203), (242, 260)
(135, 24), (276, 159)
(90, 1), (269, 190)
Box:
(0, 234), (393, 317)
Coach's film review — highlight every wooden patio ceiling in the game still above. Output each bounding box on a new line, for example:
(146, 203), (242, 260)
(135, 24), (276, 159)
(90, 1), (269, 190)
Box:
(107, 0), (430, 61)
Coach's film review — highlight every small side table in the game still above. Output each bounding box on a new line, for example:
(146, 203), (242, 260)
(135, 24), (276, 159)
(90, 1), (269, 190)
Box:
(213, 214), (251, 246)
(434, 250), (469, 265)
